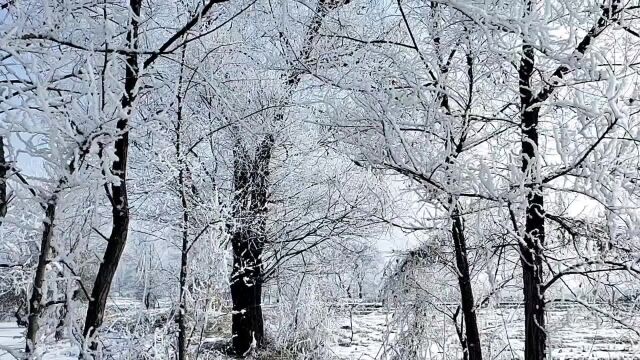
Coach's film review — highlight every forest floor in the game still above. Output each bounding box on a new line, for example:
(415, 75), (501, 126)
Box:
(0, 322), (21, 360)
(2, 303), (640, 359)
(0, 322), (78, 360)
(330, 305), (640, 359)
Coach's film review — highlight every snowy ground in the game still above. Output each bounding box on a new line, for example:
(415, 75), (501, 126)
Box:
(329, 305), (640, 359)
(2, 304), (640, 359)
(0, 322), (22, 360)
(0, 322), (78, 360)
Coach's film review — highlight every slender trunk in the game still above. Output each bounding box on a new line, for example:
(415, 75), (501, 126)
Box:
(51, 235), (69, 341)
(451, 204), (482, 360)
(83, 0), (141, 348)
(435, 0), (480, 350)
(24, 144), (84, 353)
(177, 171), (189, 360)
(25, 195), (58, 354)
(444, 129), (481, 358)
(514, 2), (623, 357)
(452, 306), (468, 360)
(519, 2), (547, 358)
(0, 136), (7, 222)
(175, 47), (189, 360)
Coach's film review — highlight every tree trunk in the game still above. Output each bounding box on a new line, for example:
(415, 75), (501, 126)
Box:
(519, 1), (547, 357)
(25, 195), (57, 354)
(230, 135), (272, 355)
(230, 249), (264, 355)
(520, 61), (547, 360)
(83, 0), (140, 349)
(0, 136), (7, 222)
(520, 238), (546, 360)
(175, 50), (189, 359)
(451, 204), (482, 360)
(177, 221), (188, 360)
(229, 214), (265, 354)
(226, 1), (341, 353)
(83, 199), (130, 345)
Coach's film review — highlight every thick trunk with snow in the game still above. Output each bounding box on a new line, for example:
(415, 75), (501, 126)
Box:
(230, 241), (264, 354)
(230, 135), (272, 355)
(519, 11), (547, 357)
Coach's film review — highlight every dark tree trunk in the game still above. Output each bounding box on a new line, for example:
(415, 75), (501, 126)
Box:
(0, 136), (7, 222)
(175, 50), (189, 360)
(177, 202), (189, 360)
(230, 248), (264, 355)
(83, 198), (130, 345)
(83, 0), (140, 348)
(519, 2), (547, 357)
(226, 2), (341, 354)
(513, 2), (622, 359)
(25, 195), (58, 354)
(520, 237), (546, 360)
(230, 135), (272, 356)
(451, 204), (482, 360)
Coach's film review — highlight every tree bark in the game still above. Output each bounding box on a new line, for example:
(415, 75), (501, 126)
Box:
(230, 135), (272, 356)
(175, 45), (189, 360)
(177, 166), (189, 360)
(83, 0), (140, 348)
(25, 194), (58, 354)
(451, 204), (482, 360)
(0, 136), (7, 222)
(227, 2), (344, 354)
(514, 2), (622, 359)
(230, 244), (264, 355)
(519, 2), (547, 358)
